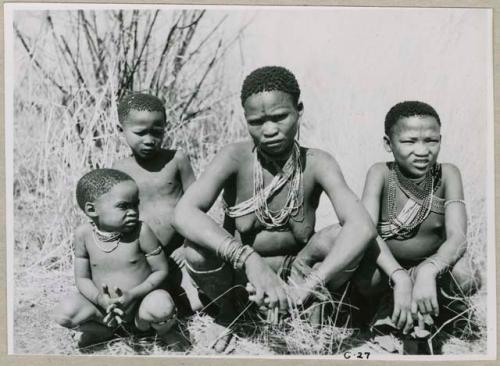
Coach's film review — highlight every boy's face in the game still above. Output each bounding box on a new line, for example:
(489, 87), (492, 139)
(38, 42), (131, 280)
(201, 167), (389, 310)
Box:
(384, 115), (441, 179)
(121, 109), (166, 159)
(92, 181), (140, 233)
(243, 91), (301, 158)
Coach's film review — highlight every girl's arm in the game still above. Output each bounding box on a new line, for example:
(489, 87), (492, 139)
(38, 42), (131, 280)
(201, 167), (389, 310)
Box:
(362, 163), (407, 279)
(418, 163), (467, 275)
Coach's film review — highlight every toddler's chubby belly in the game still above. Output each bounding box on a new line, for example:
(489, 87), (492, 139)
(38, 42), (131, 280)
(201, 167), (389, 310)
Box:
(91, 265), (150, 294)
(386, 232), (444, 264)
(246, 230), (304, 257)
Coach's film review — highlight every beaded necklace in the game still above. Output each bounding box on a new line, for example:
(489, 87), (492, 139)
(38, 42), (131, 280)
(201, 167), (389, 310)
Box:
(253, 141), (304, 228)
(386, 163), (440, 238)
(90, 221), (122, 253)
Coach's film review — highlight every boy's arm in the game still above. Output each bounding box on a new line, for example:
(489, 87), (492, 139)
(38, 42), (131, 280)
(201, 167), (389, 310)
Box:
(311, 150), (377, 284)
(420, 164), (467, 275)
(175, 150), (196, 191)
(125, 223), (169, 301)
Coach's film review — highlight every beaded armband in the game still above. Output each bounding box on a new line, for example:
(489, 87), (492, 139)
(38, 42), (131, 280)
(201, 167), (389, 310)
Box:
(145, 245), (163, 257)
(444, 199), (466, 208)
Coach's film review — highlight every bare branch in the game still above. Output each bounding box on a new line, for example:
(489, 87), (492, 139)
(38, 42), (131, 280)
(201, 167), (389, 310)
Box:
(14, 23), (68, 95)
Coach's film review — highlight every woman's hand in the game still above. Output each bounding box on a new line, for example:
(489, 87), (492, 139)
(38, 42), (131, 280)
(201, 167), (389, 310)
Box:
(244, 253), (289, 323)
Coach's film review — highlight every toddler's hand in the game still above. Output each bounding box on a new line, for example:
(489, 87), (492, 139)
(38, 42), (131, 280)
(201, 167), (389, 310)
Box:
(103, 307), (125, 328)
(96, 284), (116, 313)
(113, 287), (135, 311)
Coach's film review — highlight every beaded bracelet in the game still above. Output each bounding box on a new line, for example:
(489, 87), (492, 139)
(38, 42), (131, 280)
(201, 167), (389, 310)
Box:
(421, 256), (448, 277)
(217, 236), (242, 264)
(388, 267), (407, 288)
(234, 245), (256, 270)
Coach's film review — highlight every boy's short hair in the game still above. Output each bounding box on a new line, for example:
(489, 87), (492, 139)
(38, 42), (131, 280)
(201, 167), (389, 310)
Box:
(76, 169), (134, 211)
(240, 66), (301, 106)
(117, 93), (166, 124)
(385, 101), (441, 137)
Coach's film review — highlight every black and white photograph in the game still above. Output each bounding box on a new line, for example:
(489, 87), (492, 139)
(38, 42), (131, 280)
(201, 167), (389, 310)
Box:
(4, 3), (496, 360)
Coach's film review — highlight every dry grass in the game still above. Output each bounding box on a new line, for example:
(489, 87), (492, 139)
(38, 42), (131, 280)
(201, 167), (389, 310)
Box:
(10, 9), (489, 357)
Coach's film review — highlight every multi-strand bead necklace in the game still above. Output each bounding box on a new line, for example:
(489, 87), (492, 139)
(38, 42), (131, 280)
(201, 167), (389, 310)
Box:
(386, 163), (441, 238)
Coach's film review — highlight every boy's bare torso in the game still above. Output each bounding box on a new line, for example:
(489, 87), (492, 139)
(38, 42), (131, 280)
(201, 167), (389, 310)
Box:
(223, 142), (323, 257)
(80, 223), (151, 293)
(378, 163), (446, 263)
(114, 150), (184, 253)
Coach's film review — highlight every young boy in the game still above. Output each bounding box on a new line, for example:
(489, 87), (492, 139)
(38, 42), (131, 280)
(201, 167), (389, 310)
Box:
(355, 101), (480, 341)
(112, 93), (198, 313)
(54, 169), (177, 347)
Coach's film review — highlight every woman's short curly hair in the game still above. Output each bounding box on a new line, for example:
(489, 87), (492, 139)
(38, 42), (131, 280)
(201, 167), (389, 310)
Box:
(240, 66), (301, 106)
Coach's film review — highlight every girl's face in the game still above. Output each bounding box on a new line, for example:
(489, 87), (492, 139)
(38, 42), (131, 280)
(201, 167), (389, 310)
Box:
(243, 91), (302, 158)
(384, 115), (441, 179)
(93, 181), (140, 233)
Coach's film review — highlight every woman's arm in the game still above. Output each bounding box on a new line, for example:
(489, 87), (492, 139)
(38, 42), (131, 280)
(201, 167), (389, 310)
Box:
(173, 143), (289, 313)
(311, 150), (377, 284)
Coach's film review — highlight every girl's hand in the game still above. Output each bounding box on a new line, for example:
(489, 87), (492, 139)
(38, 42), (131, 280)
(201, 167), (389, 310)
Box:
(411, 263), (439, 317)
(391, 270), (414, 334)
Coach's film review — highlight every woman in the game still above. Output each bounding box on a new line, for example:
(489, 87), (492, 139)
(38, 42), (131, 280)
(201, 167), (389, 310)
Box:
(174, 66), (376, 351)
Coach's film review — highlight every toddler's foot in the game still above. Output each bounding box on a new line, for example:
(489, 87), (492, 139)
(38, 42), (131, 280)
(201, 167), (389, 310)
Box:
(77, 329), (115, 350)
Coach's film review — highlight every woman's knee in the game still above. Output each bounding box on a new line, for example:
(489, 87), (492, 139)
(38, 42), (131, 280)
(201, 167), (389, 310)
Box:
(305, 224), (342, 260)
(184, 241), (222, 271)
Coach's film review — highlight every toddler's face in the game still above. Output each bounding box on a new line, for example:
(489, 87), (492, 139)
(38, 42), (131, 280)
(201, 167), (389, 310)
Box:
(122, 109), (166, 159)
(243, 90), (301, 158)
(94, 181), (140, 232)
(385, 115), (441, 179)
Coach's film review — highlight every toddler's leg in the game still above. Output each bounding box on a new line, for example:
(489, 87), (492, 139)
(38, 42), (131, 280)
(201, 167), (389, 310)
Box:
(53, 292), (105, 329)
(53, 292), (114, 347)
(135, 289), (177, 336)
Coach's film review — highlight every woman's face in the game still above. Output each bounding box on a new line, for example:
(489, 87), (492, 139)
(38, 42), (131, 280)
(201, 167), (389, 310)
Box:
(243, 90), (301, 158)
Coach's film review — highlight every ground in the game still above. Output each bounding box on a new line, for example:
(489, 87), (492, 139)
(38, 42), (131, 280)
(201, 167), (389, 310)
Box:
(13, 257), (487, 356)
